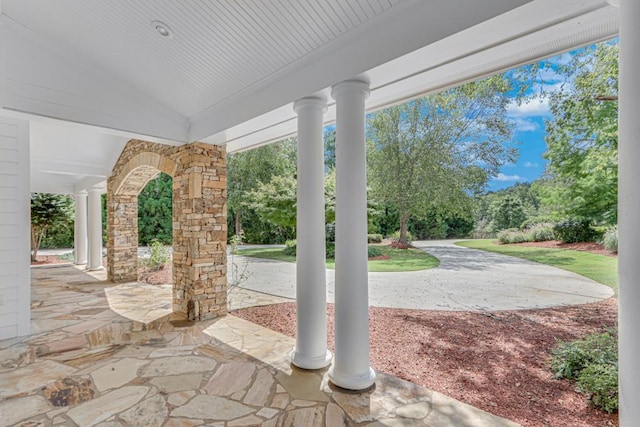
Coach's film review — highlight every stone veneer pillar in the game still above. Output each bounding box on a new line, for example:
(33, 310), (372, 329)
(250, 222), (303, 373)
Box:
(291, 96), (332, 370)
(107, 140), (227, 321)
(87, 187), (103, 271)
(328, 78), (376, 390)
(74, 190), (88, 265)
(618, 0), (639, 423)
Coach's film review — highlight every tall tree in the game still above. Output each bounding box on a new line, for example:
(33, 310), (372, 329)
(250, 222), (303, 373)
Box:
(367, 75), (517, 243)
(227, 139), (296, 240)
(30, 193), (73, 262)
(138, 172), (173, 245)
(541, 42), (618, 224)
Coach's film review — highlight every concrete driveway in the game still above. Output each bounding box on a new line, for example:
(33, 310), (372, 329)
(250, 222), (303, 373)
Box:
(231, 240), (614, 311)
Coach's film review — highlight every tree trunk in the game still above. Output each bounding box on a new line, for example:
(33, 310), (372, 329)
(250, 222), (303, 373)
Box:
(235, 209), (242, 241)
(399, 212), (410, 245)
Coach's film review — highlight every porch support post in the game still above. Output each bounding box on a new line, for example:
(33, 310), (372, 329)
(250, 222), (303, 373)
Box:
(618, 0), (640, 423)
(291, 96), (332, 370)
(328, 78), (375, 390)
(87, 187), (103, 271)
(74, 190), (88, 265)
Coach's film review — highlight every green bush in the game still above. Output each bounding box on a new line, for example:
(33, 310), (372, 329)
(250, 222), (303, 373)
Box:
(526, 223), (555, 242)
(283, 240), (297, 256)
(577, 363), (619, 413)
(390, 230), (413, 244)
(145, 240), (170, 271)
(367, 245), (383, 257)
(367, 234), (383, 243)
(553, 219), (596, 243)
(602, 226), (618, 253)
(282, 240), (336, 259)
(496, 228), (525, 244)
(520, 216), (557, 229)
(551, 330), (618, 413)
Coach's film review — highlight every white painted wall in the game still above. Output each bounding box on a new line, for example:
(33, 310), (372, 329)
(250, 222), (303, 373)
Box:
(0, 117), (30, 339)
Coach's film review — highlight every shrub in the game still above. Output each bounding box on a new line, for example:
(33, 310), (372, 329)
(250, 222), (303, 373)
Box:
(526, 223), (555, 242)
(283, 240), (297, 256)
(390, 230), (413, 244)
(550, 329), (618, 413)
(577, 363), (619, 413)
(367, 234), (383, 243)
(367, 245), (383, 258)
(145, 239), (170, 270)
(602, 226), (618, 253)
(496, 228), (525, 244)
(553, 219), (596, 243)
(520, 216), (557, 230)
(283, 240), (336, 259)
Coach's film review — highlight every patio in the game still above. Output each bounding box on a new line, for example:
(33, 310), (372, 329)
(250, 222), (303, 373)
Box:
(0, 264), (518, 427)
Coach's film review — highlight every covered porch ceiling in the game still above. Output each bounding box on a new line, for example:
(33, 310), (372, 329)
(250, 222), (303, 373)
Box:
(0, 0), (619, 194)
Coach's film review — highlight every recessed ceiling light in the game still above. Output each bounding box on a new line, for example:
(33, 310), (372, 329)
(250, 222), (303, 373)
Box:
(151, 20), (173, 38)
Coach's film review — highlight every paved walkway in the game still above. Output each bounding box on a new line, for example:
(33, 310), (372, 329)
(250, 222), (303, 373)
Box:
(0, 265), (519, 427)
(233, 240), (614, 311)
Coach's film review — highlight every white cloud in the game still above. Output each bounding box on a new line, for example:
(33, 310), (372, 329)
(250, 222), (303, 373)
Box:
(523, 161), (539, 168)
(495, 173), (524, 182)
(507, 98), (550, 118)
(511, 117), (539, 132)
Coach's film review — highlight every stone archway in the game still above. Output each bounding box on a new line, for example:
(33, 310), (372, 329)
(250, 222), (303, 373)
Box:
(107, 139), (227, 320)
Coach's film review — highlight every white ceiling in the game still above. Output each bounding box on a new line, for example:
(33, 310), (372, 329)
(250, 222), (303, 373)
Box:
(0, 0), (619, 193)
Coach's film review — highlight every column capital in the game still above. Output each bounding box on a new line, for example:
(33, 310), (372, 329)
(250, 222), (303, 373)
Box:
(293, 96), (327, 114)
(331, 79), (370, 100)
(76, 190), (88, 196)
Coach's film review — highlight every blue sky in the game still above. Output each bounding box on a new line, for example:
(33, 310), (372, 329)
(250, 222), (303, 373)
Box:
(486, 51), (577, 192)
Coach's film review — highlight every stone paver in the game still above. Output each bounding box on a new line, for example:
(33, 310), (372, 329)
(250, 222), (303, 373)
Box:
(0, 264), (521, 426)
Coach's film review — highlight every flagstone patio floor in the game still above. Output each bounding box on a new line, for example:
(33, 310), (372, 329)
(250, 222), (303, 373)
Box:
(0, 264), (520, 427)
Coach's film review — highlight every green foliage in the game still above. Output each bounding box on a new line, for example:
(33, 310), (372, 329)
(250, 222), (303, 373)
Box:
(489, 195), (527, 231)
(576, 363), (619, 413)
(540, 41), (618, 224)
(520, 215), (557, 229)
(144, 240), (170, 271)
(229, 232), (244, 255)
(602, 226), (618, 253)
(390, 230), (413, 244)
(496, 228), (527, 244)
(367, 245), (383, 258)
(367, 234), (383, 243)
(474, 183), (543, 237)
(551, 330), (618, 413)
(282, 240), (297, 256)
(326, 243), (335, 259)
(138, 173), (172, 245)
(526, 223), (555, 242)
(30, 193), (74, 260)
(245, 175), (297, 230)
(368, 75), (517, 244)
(553, 219), (596, 243)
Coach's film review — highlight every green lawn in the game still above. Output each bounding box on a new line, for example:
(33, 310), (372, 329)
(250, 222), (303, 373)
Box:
(236, 245), (439, 272)
(456, 239), (618, 293)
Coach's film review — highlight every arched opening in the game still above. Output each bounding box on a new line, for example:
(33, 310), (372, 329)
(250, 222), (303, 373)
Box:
(107, 140), (227, 321)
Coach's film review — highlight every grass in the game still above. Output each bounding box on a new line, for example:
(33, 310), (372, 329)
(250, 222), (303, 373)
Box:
(456, 239), (618, 293)
(236, 245), (439, 272)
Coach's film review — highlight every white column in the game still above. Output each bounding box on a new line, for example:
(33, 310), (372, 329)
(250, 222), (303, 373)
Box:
(328, 78), (375, 390)
(87, 187), (103, 271)
(74, 191), (88, 265)
(291, 96), (332, 370)
(618, 0), (639, 423)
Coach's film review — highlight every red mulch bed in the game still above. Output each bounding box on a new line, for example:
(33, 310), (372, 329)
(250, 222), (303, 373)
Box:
(30, 255), (70, 265)
(233, 299), (618, 427)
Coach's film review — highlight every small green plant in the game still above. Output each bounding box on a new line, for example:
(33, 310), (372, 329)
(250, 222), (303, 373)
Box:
(283, 240), (297, 256)
(146, 239), (170, 270)
(390, 230), (413, 246)
(496, 228), (524, 244)
(367, 245), (383, 258)
(553, 219), (596, 243)
(326, 243), (335, 259)
(576, 363), (619, 413)
(550, 329), (618, 413)
(602, 226), (618, 253)
(229, 232), (244, 255)
(367, 234), (383, 243)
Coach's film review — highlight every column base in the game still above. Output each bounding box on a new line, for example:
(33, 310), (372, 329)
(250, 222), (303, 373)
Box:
(88, 265), (104, 271)
(290, 348), (333, 370)
(328, 365), (376, 391)
(74, 261), (87, 266)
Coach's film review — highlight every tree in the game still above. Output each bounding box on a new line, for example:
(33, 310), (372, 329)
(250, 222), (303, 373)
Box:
(541, 41), (618, 224)
(489, 195), (527, 231)
(30, 193), (73, 262)
(138, 173), (173, 245)
(227, 139), (296, 241)
(367, 75), (517, 244)
(324, 128), (336, 170)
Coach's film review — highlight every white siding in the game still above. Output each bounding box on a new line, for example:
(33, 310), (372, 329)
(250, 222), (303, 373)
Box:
(0, 117), (30, 339)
